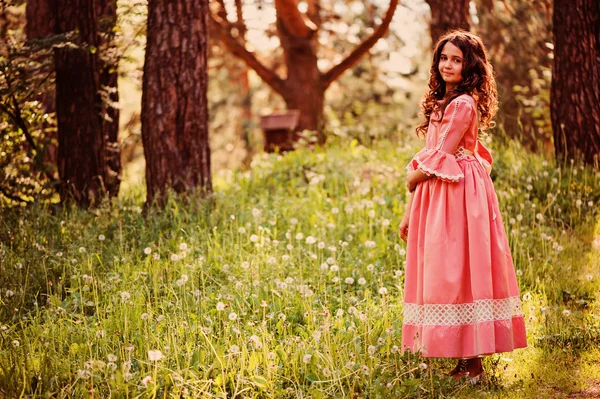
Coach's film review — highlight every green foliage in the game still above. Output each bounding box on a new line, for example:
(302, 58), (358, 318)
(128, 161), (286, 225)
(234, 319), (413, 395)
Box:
(474, 0), (553, 150)
(1, 138), (599, 397)
(0, 33), (64, 205)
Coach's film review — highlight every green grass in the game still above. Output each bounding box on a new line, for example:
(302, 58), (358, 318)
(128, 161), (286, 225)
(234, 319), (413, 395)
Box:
(0, 139), (599, 398)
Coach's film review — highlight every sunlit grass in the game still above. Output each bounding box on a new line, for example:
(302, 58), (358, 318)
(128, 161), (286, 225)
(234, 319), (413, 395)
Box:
(0, 139), (599, 398)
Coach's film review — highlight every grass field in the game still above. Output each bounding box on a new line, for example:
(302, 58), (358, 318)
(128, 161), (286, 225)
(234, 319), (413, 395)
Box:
(1, 139), (599, 398)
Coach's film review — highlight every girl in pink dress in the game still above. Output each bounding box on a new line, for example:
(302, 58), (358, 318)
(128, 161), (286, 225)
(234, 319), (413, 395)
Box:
(398, 31), (527, 381)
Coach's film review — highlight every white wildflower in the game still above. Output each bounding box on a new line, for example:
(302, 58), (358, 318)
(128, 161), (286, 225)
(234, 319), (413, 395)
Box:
(148, 350), (164, 361)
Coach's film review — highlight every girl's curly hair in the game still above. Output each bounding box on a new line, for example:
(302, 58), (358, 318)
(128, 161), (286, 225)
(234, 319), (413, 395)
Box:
(416, 31), (498, 137)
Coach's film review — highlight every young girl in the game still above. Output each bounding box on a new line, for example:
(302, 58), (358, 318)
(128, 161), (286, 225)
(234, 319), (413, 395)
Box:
(398, 31), (527, 382)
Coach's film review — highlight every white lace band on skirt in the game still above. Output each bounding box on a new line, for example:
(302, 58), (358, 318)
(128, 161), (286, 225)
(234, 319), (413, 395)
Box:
(403, 297), (524, 326)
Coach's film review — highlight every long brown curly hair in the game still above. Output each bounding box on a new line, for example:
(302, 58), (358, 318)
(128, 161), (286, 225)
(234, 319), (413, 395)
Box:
(416, 31), (498, 137)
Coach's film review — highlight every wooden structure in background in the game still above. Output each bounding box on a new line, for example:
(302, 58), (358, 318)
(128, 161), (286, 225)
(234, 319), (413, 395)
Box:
(260, 110), (300, 153)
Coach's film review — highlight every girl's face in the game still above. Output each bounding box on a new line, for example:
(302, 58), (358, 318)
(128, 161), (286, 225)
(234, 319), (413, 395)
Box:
(438, 42), (464, 90)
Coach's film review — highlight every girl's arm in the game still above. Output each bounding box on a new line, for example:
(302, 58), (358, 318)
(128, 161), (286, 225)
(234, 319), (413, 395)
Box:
(406, 168), (432, 192)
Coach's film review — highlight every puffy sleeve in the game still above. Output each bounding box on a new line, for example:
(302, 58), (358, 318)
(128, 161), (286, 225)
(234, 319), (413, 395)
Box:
(407, 98), (475, 183)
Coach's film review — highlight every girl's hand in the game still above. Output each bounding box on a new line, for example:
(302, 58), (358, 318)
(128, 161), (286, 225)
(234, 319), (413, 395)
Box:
(406, 171), (417, 193)
(399, 214), (409, 242)
(406, 179), (417, 193)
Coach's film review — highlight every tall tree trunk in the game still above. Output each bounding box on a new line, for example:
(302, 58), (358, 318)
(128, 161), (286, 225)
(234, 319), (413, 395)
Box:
(55, 0), (107, 206)
(234, 0), (254, 167)
(551, 0), (600, 166)
(425, 0), (470, 47)
(26, 0), (56, 39)
(26, 0), (58, 179)
(142, 0), (212, 206)
(277, 8), (325, 142)
(97, 0), (121, 197)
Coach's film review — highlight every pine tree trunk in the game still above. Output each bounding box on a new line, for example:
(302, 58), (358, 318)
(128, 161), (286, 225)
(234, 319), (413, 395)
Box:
(425, 0), (470, 46)
(234, 0), (254, 167)
(26, 0), (56, 39)
(55, 0), (107, 206)
(26, 0), (58, 179)
(551, 0), (600, 166)
(142, 0), (212, 206)
(97, 0), (121, 197)
(277, 15), (325, 143)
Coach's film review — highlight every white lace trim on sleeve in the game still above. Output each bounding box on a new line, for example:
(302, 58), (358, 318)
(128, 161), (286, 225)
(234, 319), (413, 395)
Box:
(414, 149), (464, 181)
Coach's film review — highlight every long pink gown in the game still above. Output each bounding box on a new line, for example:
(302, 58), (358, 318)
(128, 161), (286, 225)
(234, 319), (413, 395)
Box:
(402, 94), (527, 358)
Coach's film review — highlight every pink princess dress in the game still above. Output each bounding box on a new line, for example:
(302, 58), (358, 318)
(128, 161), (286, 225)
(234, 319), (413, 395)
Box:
(402, 94), (527, 358)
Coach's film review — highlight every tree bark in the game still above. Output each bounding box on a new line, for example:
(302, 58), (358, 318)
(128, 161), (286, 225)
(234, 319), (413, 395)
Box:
(551, 0), (600, 166)
(97, 0), (121, 197)
(142, 0), (212, 206)
(234, 0), (254, 167)
(276, 8), (325, 141)
(26, 0), (58, 178)
(55, 0), (108, 206)
(26, 0), (56, 39)
(425, 0), (470, 47)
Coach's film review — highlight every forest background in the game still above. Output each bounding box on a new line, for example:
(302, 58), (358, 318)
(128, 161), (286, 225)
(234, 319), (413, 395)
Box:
(1, 0), (599, 398)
